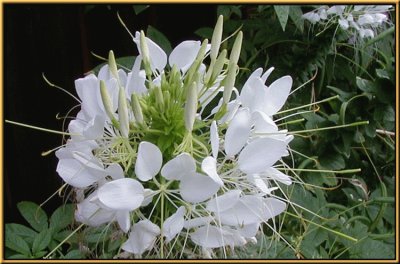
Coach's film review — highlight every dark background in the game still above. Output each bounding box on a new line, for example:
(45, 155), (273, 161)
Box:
(4, 4), (218, 224)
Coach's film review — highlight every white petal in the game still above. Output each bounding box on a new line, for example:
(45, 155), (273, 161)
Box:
(169, 40), (201, 72)
(134, 31), (167, 72)
(252, 111), (278, 133)
(210, 121), (219, 158)
(105, 163), (124, 180)
(238, 138), (287, 174)
(75, 74), (103, 120)
(142, 189), (158, 207)
(97, 178), (144, 211)
(116, 210), (131, 233)
(126, 70), (147, 96)
(122, 219), (160, 255)
(201, 157), (223, 186)
(224, 108), (252, 157)
(184, 216), (213, 229)
(265, 167), (292, 185)
(162, 206), (186, 243)
(190, 225), (237, 248)
(161, 153), (195, 181)
(206, 190), (241, 212)
(263, 76), (292, 116)
(180, 173), (220, 203)
(98, 64), (111, 80)
(82, 115), (105, 140)
(75, 193), (115, 226)
(237, 223), (260, 238)
(247, 174), (277, 194)
(56, 158), (103, 188)
(261, 67), (275, 83)
(239, 76), (265, 111)
(135, 141), (163, 181)
(218, 196), (286, 226)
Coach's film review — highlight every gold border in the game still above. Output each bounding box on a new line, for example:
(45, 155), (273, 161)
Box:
(1, 1), (398, 263)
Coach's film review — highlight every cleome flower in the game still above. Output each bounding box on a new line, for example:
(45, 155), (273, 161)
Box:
(55, 15), (297, 258)
(302, 5), (393, 40)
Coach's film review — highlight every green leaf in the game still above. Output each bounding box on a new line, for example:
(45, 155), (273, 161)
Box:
(319, 152), (345, 170)
(5, 232), (31, 256)
(116, 56), (135, 70)
(217, 5), (232, 18)
(32, 228), (52, 254)
(356, 77), (376, 94)
(288, 5), (304, 32)
(274, 5), (290, 31)
(33, 251), (47, 258)
(147, 25), (172, 54)
(49, 204), (74, 232)
(17, 201), (48, 232)
(61, 249), (85, 259)
(8, 254), (31, 259)
(133, 5), (149, 15)
(6, 224), (38, 244)
(194, 27), (213, 39)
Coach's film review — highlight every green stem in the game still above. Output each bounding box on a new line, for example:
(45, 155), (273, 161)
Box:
(285, 211), (358, 242)
(5, 120), (78, 136)
(276, 95), (339, 115)
(280, 168), (361, 174)
(44, 223), (85, 259)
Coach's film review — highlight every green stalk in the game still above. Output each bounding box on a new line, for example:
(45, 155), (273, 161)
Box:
(5, 120), (77, 136)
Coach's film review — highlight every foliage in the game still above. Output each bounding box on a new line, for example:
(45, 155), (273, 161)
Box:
(194, 4), (395, 259)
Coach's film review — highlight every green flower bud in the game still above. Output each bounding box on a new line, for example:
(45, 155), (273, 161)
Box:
(100, 80), (119, 128)
(118, 86), (129, 137)
(229, 31), (243, 66)
(222, 63), (238, 104)
(108, 50), (119, 83)
(140, 30), (152, 77)
(210, 49), (227, 84)
(210, 15), (224, 61)
(184, 81), (198, 132)
(131, 92), (144, 125)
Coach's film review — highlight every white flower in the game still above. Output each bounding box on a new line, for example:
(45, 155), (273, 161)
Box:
(122, 219), (161, 255)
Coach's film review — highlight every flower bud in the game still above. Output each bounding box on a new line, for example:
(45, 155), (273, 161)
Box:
(118, 86), (129, 137)
(210, 15), (223, 61)
(222, 63), (238, 104)
(229, 31), (243, 66)
(210, 49), (227, 82)
(131, 92), (144, 125)
(184, 82), (198, 132)
(140, 30), (152, 77)
(100, 80), (118, 128)
(108, 50), (119, 83)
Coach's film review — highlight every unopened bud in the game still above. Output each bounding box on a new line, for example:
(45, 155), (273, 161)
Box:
(210, 49), (227, 82)
(118, 86), (129, 137)
(108, 50), (119, 83)
(210, 15), (223, 61)
(100, 80), (118, 127)
(222, 63), (238, 104)
(131, 92), (144, 124)
(140, 30), (152, 77)
(229, 31), (243, 66)
(184, 82), (198, 132)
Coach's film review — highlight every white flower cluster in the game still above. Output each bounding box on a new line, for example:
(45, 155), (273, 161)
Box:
(302, 5), (392, 39)
(55, 16), (294, 258)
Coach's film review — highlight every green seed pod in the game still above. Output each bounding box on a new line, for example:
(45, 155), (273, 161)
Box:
(210, 15), (224, 61)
